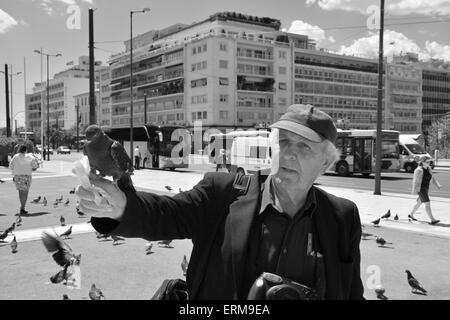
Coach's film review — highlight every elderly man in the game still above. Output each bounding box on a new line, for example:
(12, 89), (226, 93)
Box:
(77, 104), (364, 300)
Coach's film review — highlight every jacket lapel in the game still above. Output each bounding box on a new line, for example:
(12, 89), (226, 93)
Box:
(223, 172), (261, 298)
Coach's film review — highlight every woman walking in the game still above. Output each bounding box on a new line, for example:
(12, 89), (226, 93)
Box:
(9, 144), (39, 215)
(408, 156), (442, 225)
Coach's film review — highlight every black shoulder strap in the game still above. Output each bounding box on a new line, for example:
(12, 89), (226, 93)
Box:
(232, 174), (251, 196)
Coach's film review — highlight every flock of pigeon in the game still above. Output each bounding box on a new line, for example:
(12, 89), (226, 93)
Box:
(363, 209), (429, 299)
(0, 183), (189, 300)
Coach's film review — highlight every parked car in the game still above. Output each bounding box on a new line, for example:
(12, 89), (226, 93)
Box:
(57, 146), (71, 154)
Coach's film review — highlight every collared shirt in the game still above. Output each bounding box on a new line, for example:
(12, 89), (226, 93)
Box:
(241, 176), (319, 298)
(9, 153), (37, 176)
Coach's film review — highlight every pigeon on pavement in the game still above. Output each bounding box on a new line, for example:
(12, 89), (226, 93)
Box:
(158, 240), (173, 247)
(0, 179), (5, 183)
(111, 235), (124, 245)
(89, 283), (105, 300)
(83, 124), (135, 192)
(374, 285), (388, 300)
(145, 242), (153, 255)
(60, 216), (65, 227)
(59, 226), (72, 239)
(64, 199), (70, 206)
(76, 207), (85, 217)
(405, 270), (427, 295)
(381, 209), (391, 219)
(0, 230), (8, 241)
(371, 218), (380, 226)
(181, 255), (188, 276)
(31, 196), (41, 204)
(62, 294), (70, 300)
(41, 231), (81, 283)
(5, 222), (16, 235)
(43, 197), (47, 206)
(394, 214), (399, 221)
(11, 236), (18, 253)
(69, 188), (75, 194)
(376, 237), (388, 247)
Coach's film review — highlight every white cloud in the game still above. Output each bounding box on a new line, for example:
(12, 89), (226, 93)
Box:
(36, 0), (94, 16)
(387, 0), (450, 16)
(0, 9), (18, 33)
(305, 0), (366, 14)
(337, 29), (450, 61)
(287, 20), (335, 45)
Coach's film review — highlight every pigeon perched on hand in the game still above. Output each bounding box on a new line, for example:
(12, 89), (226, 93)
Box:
(60, 226), (72, 239)
(381, 209), (391, 219)
(406, 270), (427, 294)
(11, 236), (18, 253)
(83, 124), (135, 192)
(41, 231), (81, 284)
(89, 283), (105, 300)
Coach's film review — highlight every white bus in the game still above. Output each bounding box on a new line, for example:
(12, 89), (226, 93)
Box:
(334, 129), (401, 176)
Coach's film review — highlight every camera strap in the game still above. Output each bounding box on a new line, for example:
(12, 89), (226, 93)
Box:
(310, 216), (326, 300)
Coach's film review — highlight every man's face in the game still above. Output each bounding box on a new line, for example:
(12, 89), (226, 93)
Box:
(271, 128), (327, 192)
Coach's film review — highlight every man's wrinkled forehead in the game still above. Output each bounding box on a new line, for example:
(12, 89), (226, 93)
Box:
(278, 128), (322, 145)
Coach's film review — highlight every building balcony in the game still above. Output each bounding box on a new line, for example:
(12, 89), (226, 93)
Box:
(236, 76), (275, 93)
(237, 69), (274, 78)
(237, 51), (273, 61)
(110, 73), (183, 93)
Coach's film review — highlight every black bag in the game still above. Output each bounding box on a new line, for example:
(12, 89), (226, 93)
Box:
(151, 278), (188, 300)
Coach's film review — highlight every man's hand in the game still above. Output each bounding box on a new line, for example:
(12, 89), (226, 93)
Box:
(75, 173), (127, 221)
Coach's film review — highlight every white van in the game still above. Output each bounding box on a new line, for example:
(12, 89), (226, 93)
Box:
(399, 134), (434, 173)
(230, 136), (271, 175)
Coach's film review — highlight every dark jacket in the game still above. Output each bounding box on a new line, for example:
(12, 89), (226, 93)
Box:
(91, 171), (364, 300)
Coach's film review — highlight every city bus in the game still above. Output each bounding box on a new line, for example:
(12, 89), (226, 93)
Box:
(104, 124), (191, 170)
(333, 129), (401, 176)
(207, 129), (270, 165)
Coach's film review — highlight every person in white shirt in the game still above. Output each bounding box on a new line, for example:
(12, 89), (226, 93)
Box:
(9, 144), (39, 215)
(134, 146), (141, 170)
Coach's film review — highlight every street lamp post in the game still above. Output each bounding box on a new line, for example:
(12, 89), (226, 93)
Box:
(34, 50), (62, 161)
(76, 105), (80, 152)
(8, 67), (22, 135)
(144, 93), (147, 124)
(0, 68), (21, 136)
(130, 8), (150, 164)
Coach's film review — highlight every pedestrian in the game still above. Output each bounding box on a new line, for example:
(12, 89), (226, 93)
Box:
(9, 144), (39, 215)
(408, 156), (442, 225)
(76, 104), (364, 300)
(215, 148), (229, 172)
(134, 145), (141, 170)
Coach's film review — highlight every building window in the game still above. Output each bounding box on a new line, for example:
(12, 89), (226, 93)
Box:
(279, 82), (287, 90)
(279, 66), (287, 75)
(219, 60), (228, 69)
(279, 51), (287, 59)
(278, 98), (287, 106)
(220, 94), (229, 103)
(220, 111), (228, 120)
(192, 47), (196, 55)
(191, 78), (208, 88)
(219, 77), (229, 86)
(220, 43), (227, 51)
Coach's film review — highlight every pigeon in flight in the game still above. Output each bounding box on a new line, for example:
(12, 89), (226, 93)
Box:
(181, 255), (189, 276)
(145, 242), (153, 255)
(60, 216), (65, 227)
(31, 196), (41, 204)
(89, 283), (105, 300)
(59, 226), (72, 239)
(394, 214), (399, 221)
(381, 209), (391, 219)
(83, 125), (135, 192)
(11, 236), (18, 253)
(158, 240), (173, 248)
(165, 186), (173, 192)
(111, 235), (124, 245)
(405, 270), (427, 295)
(41, 231), (81, 284)
(371, 218), (380, 227)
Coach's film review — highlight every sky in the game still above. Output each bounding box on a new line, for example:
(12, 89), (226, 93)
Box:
(1, 0), (450, 128)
